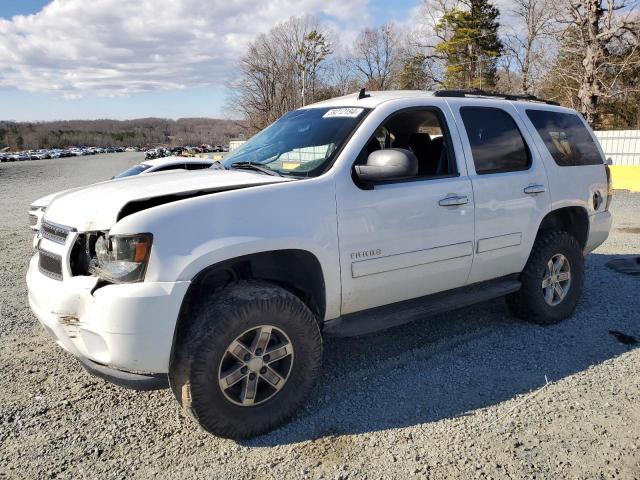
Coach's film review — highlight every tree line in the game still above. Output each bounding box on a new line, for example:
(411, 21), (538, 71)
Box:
(0, 118), (245, 150)
(231, 0), (639, 131)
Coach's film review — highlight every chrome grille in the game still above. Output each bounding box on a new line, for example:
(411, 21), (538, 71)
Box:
(41, 220), (73, 244)
(38, 249), (63, 280)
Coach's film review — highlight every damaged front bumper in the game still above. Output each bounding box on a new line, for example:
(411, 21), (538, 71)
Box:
(26, 254), (189, 390)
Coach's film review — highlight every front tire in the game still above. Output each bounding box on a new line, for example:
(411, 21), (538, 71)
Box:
(169, 281), (323, 439)
(507, 231), (584, 325)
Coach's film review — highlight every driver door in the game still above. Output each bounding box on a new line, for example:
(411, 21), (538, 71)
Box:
(335, 106), (475, 314)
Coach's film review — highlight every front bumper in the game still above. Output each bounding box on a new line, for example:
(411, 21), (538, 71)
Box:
(78, 356), (168, 390)
(26, 254), (189, 387)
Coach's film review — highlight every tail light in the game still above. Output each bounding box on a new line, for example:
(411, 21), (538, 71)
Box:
(604, 164), (613, 211)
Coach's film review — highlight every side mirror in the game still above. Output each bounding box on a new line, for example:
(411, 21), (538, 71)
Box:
(354, 148), (418, 182)
(606, 157), (613, 165)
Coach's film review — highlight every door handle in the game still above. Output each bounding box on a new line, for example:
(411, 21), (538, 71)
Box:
(439, 195), (469, 206)
(524, 184), (546, 194)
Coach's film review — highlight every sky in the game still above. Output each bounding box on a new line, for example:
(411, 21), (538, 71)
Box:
(0, 0), (422, 121)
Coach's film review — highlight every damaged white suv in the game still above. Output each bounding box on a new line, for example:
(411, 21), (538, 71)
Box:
(27, 90), (612, 439)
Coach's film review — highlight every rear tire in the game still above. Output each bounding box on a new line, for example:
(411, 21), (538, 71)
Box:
(506, 231), (584, 325)
(169, 281), (323, 439)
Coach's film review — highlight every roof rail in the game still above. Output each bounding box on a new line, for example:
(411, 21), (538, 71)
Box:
(433, 89), (559, 106)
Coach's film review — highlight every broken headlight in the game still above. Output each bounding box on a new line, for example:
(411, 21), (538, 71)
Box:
(91, 233), (153, 283)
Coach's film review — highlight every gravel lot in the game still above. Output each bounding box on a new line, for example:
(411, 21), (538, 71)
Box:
(1, 154), (639, 479)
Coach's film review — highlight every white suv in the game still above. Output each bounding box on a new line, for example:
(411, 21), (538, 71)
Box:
(26, 90), (612, 439)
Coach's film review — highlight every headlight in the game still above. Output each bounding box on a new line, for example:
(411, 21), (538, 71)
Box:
(28, 206), (45, 230)
(91, 233), (153, 283)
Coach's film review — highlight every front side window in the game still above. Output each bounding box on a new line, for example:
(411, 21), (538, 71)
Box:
(460, 107), (530, 174)
(525, 110), (603, 166)
(223, 107), (369, 177)
(355, 108), (456, 179)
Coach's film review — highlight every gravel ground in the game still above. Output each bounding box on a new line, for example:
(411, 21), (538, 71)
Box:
(1, 154), (639, 479)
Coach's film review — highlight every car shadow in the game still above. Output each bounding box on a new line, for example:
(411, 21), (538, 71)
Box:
(246, 253), (639, 446)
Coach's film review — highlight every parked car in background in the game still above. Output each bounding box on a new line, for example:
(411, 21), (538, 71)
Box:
(145, 147), (175, 159)
(28, 156), (215, 231)
(113, 156), (214, 178)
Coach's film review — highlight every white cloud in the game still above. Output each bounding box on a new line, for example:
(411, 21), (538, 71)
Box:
(0, 0), (368, 97)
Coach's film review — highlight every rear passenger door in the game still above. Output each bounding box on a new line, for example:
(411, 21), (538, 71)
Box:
(449, 102), (551, 284)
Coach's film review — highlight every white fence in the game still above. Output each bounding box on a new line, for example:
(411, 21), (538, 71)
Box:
(594, 130), (640, 166)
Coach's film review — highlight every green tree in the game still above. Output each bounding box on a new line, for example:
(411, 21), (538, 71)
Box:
(399, 53), (430, 89)
(298, 29), (332, 105)
(435, 0), (503, 90)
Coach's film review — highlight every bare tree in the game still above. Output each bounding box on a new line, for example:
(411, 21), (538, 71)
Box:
(326, 56), (360, 96)
(229, 16), (332, 132)
(223, 3), (640, 132)
(561, 0), (639, 126)
(350, 23), (401, 90)
(0, 118), (245, 150)
(503, 0), (559, 94)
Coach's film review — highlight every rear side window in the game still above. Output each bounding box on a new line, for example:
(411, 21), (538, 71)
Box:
(460, 107), (530, 174)
(185, 163), (212, 170)
(153, 164), (187, 172)
(526, 110), (603, 166)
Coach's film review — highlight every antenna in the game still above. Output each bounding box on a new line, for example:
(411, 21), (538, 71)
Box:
(358, 88), (370, 100)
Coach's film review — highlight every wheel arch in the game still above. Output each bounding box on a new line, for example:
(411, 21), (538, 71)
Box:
(170, 249), (326, 366)
(536, 206), (590, 250)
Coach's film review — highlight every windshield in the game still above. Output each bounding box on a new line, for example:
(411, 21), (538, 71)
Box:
(223, 107), (369, 177)
(114, 163), (152, 178)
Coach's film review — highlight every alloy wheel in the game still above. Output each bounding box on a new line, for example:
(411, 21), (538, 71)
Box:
(541, 253), (571, 306)
(218, 325), (294, 406)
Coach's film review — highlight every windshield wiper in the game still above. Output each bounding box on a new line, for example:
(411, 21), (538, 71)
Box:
(229, 161), (282, 177)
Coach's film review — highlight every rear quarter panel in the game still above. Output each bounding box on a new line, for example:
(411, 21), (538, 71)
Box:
(513, 103), (608, 216)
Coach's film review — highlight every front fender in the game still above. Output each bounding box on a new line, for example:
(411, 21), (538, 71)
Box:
(110, 176), (342, 319)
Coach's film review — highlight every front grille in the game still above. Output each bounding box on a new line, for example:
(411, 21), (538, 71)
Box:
(38, 249), (63, 280)
(41, 220), (73, 244)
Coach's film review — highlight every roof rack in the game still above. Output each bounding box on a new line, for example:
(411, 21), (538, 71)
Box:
(433, 89), (559, 106)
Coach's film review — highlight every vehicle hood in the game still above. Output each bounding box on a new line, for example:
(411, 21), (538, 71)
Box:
(31, 188), (76, 208)
(43, 169), (291, 231)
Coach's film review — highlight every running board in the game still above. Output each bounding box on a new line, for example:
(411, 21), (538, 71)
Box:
(323, 275), (521, 337)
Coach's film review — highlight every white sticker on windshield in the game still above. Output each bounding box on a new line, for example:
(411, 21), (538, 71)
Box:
(323, 108), (364, 118)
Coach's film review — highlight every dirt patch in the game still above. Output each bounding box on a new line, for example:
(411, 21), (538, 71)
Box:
(617, 227), (640, 234)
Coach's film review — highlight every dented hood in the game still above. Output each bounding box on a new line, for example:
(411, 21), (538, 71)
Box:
(43, 169), (290, 231)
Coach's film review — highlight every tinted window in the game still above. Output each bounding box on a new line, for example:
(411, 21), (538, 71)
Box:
(185, 163), (212, 170)
(153, 164), (187, 172)
(526, 110), (603, 166)
(113, 163), (152, 178)
(460, 107), (530, 174)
